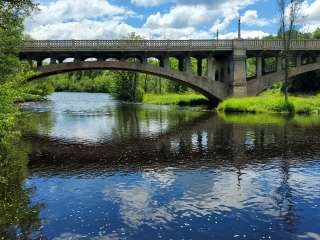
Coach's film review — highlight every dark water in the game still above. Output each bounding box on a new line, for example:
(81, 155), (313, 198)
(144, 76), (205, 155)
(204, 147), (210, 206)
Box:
(3, 92), (320, 239)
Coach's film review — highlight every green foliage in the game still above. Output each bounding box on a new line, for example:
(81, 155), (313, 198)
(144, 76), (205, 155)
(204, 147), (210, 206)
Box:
(0, 1), (43, 238)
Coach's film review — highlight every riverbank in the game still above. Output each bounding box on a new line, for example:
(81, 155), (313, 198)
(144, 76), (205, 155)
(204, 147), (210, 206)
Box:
(143, 93), (209, 106)
(217, 91), (320, 114)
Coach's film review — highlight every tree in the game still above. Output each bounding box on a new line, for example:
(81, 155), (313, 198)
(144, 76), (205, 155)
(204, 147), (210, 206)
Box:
(278, 0), (303, 108)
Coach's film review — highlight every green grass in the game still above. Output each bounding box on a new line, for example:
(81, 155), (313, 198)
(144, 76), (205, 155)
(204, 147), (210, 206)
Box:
(217, 90), (320, 114)
(143, 93), (209, 106)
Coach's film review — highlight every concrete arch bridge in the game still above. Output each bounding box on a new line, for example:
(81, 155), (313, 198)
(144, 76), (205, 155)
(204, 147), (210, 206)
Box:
(20, 39), (320, 103)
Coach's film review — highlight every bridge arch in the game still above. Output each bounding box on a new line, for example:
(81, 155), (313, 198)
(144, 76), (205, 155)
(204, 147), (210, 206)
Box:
(27, 61), (229, 103)
(247, 62), (320, 95)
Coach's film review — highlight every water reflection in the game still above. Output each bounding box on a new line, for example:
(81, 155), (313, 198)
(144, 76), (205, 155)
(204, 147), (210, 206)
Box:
(0, 130), (43, 239)
(9, 93), (320, 239)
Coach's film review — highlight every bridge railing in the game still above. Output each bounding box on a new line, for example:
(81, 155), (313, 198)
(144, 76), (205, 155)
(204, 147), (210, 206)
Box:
(21, 39), (320, 51)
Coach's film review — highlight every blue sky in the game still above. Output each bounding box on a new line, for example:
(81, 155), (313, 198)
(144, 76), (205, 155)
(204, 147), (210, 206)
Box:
(24, 0), (320, 40)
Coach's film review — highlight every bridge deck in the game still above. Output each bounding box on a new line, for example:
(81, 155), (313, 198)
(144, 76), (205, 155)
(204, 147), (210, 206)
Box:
(21, 39), (320, 52)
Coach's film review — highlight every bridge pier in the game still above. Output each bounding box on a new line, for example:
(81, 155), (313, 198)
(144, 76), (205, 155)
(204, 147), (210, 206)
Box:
(206, 54), (216, 81)
(256, 55), (263, 78)
(184, 56), (193, 74)
(296, 53), (302, 67)
(317, 55), (320, 63)
(160, 56), (170, 69)
(178, 58), (184, 72)
(50, 58), (58, 64)
(231, 48), (247, 97)
(36, 59), (43, 67)
(197, 58), (203, 77)
(276, 55), (283, 71)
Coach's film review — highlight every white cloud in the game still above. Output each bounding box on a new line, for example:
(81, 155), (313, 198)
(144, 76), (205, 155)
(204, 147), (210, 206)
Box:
(300, 0), (320, 32)
(25, 0), (138, 39)
(144, 0), (258, 38)
(25, 0), (275, 40)
(26, 19), (139, 40)
(131, 0), (168, 7)
(242, 10), (272, 26)
(220, 30), (270, 39)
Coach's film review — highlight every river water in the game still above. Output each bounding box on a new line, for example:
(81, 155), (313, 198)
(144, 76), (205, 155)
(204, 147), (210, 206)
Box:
(3, 92), (320, 239)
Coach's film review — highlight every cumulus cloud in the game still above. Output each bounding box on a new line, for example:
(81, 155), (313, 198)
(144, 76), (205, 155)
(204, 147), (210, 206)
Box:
(144, 0), (258, 37)
(25, 0), (139, 39)
(242, 10), (273, 26)
(300, 0), (320, 32)
(131, 0), (168, 7)
(220, 30), (270, 39)
(25, 0), (276, 40)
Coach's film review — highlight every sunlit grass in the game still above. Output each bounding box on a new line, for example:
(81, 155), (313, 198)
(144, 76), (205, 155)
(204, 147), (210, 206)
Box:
(143, 93), (209, 106)
(217, 88), (320, 114)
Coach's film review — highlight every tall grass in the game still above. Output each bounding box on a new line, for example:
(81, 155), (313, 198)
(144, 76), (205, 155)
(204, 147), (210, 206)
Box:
(217, 89), (320, 114)
(143, 93), (209, 106)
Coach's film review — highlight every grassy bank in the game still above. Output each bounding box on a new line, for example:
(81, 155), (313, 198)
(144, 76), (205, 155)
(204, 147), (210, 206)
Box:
(217, 90), (320, 114)
(143, 93), (209, 106)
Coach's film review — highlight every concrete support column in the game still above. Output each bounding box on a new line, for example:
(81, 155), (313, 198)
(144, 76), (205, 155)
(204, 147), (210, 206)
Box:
(36, 59), (42, 67)
(296, 53), (302, 67)
(197, 58), (203, 77)
(160, 55), (170, 69)
(231, 48), (247, 97)
(50, 58), (57, 64)
(207, 54), (215, 80)
(141, 57), (148, 64)
(58, 58), (65, 64)
(27, 58), (33, 67)
(97, 57), (104, 62)
(256, 55), (263, 78)
(178, 58), (184, 72)
(73, 57), (80, 63)
(316, 55), (320, 63)
(184, 56), (192, 74)
(276, 55), (282, 72)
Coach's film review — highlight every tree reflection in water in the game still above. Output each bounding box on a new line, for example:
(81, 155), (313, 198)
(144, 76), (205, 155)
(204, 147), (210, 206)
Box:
(0, 120), (44, 239)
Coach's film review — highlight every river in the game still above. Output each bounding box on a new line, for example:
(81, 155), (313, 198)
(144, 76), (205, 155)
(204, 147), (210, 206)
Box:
(2, 92), (320, 239)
